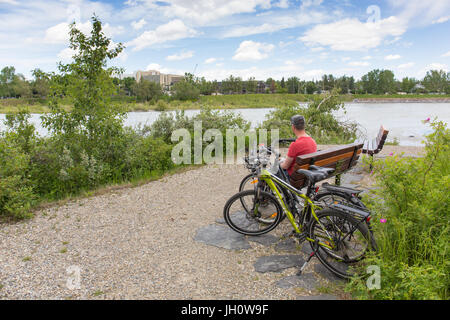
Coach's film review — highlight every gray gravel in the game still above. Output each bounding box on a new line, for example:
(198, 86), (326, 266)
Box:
(0, 163), (332, 300)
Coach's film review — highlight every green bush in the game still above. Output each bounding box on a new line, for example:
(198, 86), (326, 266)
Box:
(0, 135), (35, 218)
(347, 119), (449, 300)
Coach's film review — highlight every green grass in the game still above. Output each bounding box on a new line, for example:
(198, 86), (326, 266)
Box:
(3, 93), (449, 114)
(92, 290), (104, 297)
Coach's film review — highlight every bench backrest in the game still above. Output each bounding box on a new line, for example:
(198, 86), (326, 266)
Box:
(375, 126), (389, 154)
(289, 142), (363, 189)
(362, 125), (389, 155)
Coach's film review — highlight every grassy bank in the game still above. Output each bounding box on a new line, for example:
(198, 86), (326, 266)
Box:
(2, 93), (450, 114)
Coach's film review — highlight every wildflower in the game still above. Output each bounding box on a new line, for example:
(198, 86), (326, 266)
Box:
(389, 152), (394, 156)
(380, 218), (387, 223)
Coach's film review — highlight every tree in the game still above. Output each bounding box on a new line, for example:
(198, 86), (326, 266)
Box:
(422, 70), (448, 93)
(171, 80), (200, 100)
(246, 77), (257, 93)
(31, 68), (50, 97)
(305, 81), (317, 94)
(286, 77), (300, 94)
(132, 79), (162, 101)
(401, 77), (418, 93)
(42, 15), (125, 157)
(359, 69), (396, 94)
(0, 66), (16, 97)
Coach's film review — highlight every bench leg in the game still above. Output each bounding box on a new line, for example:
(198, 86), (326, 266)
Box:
(335, 174), (341, 186)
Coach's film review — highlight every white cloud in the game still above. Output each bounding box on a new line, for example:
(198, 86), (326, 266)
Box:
(427, 63), (448, 71)
(300, 0), (323, 9)
(0, 0), (19, 4)
(44, 22), (90, 44)
(398, 62), (415, 69)
(126, 19), (197, 51)
(432, 15), (450, 24)
(131, 18), (146, 30)
(417, 62), (449, 78)
(348, 61), (370, 67)
(145, 63), (177, 74)
(385, 54), (402, 60)
(310, 47), (324, 52)
(222, 10), (326, 38)
(57, 48), (76, 62)
(204, 57), (217, 64)
(442, 51), (450, 57)
(300, 17), (406, 51)
(232, 40), (274, 61)
(362, 55), (372, 60)
(388, 0), (450, 27)
(166, 50), (194, 61)
(274, 0), (289, 9)
(162, 0), (273, 26)
(43, 21), (122, 45)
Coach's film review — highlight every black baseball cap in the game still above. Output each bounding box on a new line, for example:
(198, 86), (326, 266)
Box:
(290, 115), (305, 126)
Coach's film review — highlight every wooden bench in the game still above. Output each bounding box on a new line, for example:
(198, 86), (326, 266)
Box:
(362, 125), (389, 156)
(289, 142), (364, 189)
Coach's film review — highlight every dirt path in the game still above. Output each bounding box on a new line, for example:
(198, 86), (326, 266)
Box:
(0, 146), (423, 300)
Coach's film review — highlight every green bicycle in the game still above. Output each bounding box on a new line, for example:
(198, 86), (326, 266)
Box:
(223, 148), (377, 279)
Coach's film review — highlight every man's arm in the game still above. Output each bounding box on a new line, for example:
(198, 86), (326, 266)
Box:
(280, 156), (294, 170)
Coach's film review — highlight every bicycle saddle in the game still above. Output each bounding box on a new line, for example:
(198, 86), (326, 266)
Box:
(296, 166), (334, 184)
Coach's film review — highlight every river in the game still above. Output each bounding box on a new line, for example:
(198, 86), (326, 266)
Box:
(1, 103), (449, 146)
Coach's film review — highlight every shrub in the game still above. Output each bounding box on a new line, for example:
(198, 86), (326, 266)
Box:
(347, 119), (449, 300)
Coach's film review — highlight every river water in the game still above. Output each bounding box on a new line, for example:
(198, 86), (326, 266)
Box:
(1, 103), (449, 146)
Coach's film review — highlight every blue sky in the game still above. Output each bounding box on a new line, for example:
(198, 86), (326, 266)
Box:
(0, 0), (449, 81)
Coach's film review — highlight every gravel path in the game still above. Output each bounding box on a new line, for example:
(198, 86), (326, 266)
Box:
(0, 146), (423, 300)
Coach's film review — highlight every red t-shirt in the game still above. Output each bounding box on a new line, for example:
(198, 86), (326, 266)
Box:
(287, 136), (317, 175)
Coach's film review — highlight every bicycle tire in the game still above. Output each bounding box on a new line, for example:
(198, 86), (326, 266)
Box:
(314, 191), (367, 210)
(224, 190), (283, 236)
(309, 208), (377, 279)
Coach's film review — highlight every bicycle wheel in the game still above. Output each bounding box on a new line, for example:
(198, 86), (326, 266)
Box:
(224, 190), (283, 236)
(314, 191), (367, 210)
(309, 208), (377, 279)
(239, 173), (258, 192)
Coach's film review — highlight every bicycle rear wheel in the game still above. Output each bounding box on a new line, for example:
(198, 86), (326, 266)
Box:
(223, 190), (283, 236)
(309, 208), (377, 279)
(314, 191), (367, 210)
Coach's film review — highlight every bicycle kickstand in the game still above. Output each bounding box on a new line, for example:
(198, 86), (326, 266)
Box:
(297, 239), (319, 276)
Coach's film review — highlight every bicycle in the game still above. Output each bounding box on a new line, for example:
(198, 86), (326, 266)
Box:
(240, 141), (367, 211)
(224, 146), (377, 279)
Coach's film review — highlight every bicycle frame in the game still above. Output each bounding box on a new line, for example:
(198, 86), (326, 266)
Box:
(258, 168), (335, 250)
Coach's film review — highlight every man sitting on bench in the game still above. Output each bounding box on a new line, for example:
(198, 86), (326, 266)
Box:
(280, 115), (317, 179)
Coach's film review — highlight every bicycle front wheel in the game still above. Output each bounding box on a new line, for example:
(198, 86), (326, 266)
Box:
(223, 190), (283, 236)
(309, 208), (377, 279)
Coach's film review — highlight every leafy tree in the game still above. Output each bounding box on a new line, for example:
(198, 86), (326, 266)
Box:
(286, 77), (300, 94)
(171, 79), (200, 100)
(422, 70), (449, 93)
(31, 68), (50, 97)
(42, 15), (125, 158)
(132, 79), (162, 101)
(246, 77), (257, 93)
(401, 77), (418, 93)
